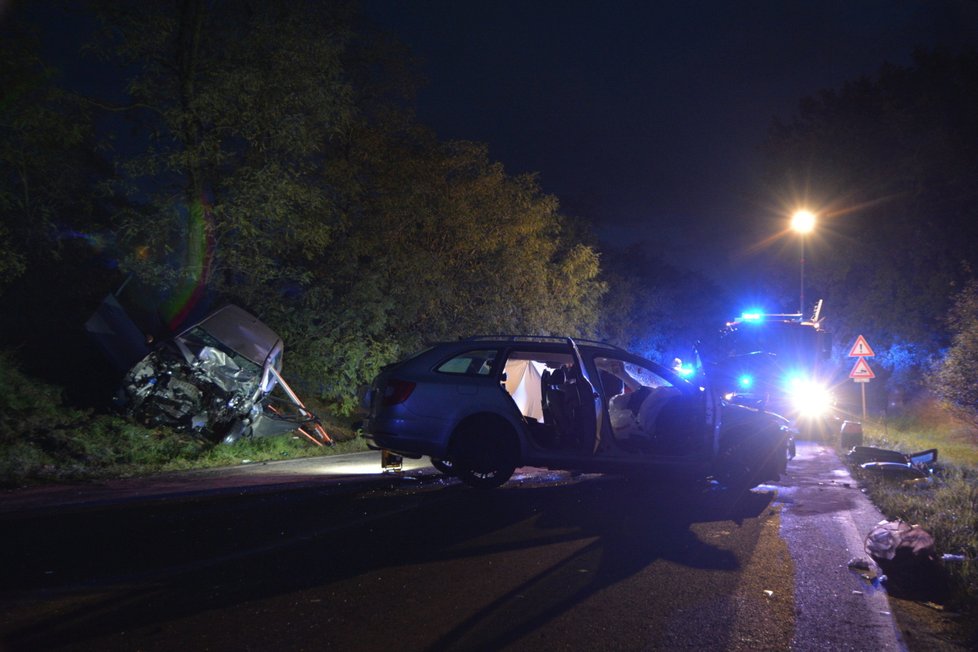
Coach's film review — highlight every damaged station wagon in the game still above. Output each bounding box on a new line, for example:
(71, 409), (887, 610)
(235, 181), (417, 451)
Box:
(363, 336), (792, 489)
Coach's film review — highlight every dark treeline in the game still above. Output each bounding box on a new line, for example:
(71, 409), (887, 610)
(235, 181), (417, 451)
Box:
(2, 2), (977, 420)
(752, 49), (978, 415)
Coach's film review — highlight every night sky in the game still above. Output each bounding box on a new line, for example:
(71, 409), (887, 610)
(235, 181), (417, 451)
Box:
(362, 0), (978, 281)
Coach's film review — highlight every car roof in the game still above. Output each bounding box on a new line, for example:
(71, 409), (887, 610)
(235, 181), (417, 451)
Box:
(460, 335), (627, 352)
(180, 304), (283, 366)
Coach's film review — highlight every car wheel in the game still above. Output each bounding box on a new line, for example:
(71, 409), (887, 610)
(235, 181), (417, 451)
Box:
(718, 431), (785, 491)
(717, 448), (756, 491)
(450, 422), (518, 489)
(716, 436), (769, 492)
(430, 457), (455, 476)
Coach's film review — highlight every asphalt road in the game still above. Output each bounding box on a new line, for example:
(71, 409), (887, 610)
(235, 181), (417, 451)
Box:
(0, 443), (905, 651)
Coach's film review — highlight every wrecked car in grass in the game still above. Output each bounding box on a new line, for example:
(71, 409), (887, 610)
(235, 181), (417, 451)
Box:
(87, 299), (330, 446)
(362, 336), (792, 489)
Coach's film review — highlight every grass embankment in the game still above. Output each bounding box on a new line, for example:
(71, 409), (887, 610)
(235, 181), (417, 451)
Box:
(856, 398), (978, 639)
(0, 353), (368, 488)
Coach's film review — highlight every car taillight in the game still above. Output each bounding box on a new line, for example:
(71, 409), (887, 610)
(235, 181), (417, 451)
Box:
(382, 379), (416, 406)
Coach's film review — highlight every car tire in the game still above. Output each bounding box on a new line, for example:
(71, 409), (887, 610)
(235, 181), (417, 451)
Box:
(430, 457), (455, 476)
(450, 421), (518, 489)
(717, 445), (757, 492)
(718, 429), (786, 491)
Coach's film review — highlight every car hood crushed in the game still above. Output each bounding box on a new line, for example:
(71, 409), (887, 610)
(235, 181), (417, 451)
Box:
(86, 297), (330, 446)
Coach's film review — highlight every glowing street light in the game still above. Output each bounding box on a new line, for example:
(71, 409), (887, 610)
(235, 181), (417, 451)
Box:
(790, 210), (816, 316)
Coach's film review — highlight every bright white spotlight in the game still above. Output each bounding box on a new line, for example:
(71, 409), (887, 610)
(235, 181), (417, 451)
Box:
(789, 380), (832, 418)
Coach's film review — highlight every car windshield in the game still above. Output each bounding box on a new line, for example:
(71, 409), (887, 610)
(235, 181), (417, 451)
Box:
(178, 326), (262, 376)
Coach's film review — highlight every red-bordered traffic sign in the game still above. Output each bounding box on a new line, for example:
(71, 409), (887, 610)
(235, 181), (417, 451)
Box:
(850, 357), (875, 382)
(848, 334), (875, 357)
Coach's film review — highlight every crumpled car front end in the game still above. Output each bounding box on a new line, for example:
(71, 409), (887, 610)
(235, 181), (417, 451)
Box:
(120, 336), (267, 440)
(89, 299), (329, 445)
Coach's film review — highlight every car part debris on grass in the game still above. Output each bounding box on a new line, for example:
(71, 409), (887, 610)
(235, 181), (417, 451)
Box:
(845, 445), (937, 483)
(864, 519), (952, 601)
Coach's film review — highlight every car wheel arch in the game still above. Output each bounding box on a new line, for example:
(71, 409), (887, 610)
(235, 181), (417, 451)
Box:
(447, 412), (523, 488)
(450, 412), (522, 460)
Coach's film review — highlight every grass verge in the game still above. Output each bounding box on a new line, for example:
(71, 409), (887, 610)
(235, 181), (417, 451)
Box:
(858, 397), (978, 646)
(0, 352), (368, 488)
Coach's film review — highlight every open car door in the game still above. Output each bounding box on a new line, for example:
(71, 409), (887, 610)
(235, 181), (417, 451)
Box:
(568, 337), (603, 453)
(539, 338), (602, 453)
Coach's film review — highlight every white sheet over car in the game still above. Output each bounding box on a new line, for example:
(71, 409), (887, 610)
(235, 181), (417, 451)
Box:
(504, 359), (546, 422)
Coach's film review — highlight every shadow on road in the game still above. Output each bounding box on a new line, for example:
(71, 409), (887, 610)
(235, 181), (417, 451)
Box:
(1, 473), (775, 650)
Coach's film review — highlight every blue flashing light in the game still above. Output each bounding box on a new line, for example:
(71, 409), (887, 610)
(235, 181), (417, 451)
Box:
(740, 311), (763, 323)
(737, 374), (753, 389)
(677, 365), (695, 378)
(785, 372), (805, 391)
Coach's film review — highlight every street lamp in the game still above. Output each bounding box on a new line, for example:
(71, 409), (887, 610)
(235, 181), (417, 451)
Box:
(790, 209), (816, 317)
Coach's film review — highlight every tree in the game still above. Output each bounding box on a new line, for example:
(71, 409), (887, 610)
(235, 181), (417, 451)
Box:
(597, 243), (728, 364)
(356, 137), (605, 343)
(0, 16), (124, 397)
(0, 24), (101, 293)
(281, 125), (606, 412)
(5, 1), (606, 415)
(89, 0), (356, 330)
(933, 280), (978, 422)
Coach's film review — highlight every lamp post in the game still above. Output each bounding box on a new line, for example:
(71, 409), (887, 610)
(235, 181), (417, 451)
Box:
(790, 210), (816, 317)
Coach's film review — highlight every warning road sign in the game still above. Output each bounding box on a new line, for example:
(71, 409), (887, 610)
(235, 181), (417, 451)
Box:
(848, 334), (875, 357)
(849, 357), (875, 382)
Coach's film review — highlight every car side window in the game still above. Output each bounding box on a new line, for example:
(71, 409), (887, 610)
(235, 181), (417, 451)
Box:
(436, 349), (498, 376)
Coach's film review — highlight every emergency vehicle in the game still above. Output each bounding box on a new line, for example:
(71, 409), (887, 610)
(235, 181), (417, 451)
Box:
(704, 300), (837, 436)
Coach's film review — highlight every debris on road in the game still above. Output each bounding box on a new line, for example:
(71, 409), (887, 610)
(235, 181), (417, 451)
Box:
(865, 519), (947, 600)
(847, 556), (882, 582)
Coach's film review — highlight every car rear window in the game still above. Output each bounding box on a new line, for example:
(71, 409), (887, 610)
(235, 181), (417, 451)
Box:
(436, 349), (498, 376)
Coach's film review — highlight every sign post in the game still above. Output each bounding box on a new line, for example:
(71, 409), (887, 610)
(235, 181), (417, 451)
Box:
(848, 335), (876, 420)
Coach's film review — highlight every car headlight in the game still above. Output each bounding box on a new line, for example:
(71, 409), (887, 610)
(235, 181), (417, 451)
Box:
(788, 379), (833, 418)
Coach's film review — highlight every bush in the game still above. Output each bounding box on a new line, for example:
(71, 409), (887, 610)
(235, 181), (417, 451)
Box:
(933, 280), (978, 424)
(0, 352), (363, 487)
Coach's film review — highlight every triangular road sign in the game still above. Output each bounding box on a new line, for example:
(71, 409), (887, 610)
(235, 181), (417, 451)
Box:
(850, 357), (875, 381)
(848, 334), (875, 357)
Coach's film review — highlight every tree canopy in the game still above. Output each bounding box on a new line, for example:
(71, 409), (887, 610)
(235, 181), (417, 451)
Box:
(1, 0), (607, 413)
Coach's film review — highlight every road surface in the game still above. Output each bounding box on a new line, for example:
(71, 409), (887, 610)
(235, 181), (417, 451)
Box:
(0, 443), (906, 650)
